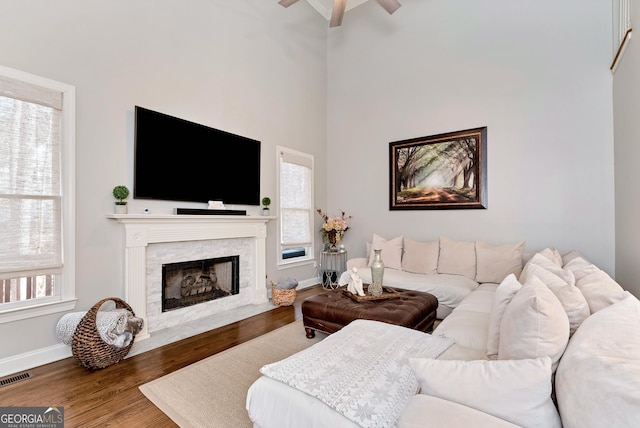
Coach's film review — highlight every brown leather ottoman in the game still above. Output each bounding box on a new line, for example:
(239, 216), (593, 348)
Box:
(302, 287), (438, 338)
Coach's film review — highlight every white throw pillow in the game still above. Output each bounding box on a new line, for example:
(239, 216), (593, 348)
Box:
(401, 237), (439, 275)
(563, 256), (600, 281)
(522, 263), (589, 336)
(556, 293), (640, 428)
(537, 247), (563, 266)
(486, 274), (522, 359)
(475, 240), (525, 283)
(437, 236), (477, 280)
(561, 250), (583, 266)
(368, 234), (403, 271)
(409, 357), (561, 428)
(519, 253), (574, 284)
(575, 270), (627, 314)
(498, 275), (570, 370)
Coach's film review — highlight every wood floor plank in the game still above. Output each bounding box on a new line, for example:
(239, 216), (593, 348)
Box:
(0, 285), (324, 427)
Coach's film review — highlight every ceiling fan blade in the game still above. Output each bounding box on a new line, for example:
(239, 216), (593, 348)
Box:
(278, 0), (300, 7)
(330, 0), (347, 27)
(376, 0), (401, 15)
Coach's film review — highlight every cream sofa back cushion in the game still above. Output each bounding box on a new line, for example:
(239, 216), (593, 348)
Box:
(575, 269), (627, 314)
(368, 234), (403, 271)
(437, 236), (476, 279)
(498, 275), (570, 369)
(475, 240), (525, 283)
(401, 237), (439, 275)
(409, 357), (561, 428)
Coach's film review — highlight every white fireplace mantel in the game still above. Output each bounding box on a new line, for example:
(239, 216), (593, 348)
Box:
(107, 214), (273, 340)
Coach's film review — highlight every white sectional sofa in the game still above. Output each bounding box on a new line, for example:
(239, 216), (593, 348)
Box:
(247, 237), (639, 427)
(347, 234), (526, 319)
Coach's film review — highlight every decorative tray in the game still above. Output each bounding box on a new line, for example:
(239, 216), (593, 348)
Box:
(342, 285), (401, 302)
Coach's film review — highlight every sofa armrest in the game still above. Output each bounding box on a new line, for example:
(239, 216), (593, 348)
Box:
(347, 257), (368, 270)
(398, 395), (521, 428)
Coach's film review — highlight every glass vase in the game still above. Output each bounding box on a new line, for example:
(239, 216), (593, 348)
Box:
(369, 249), (384, 296)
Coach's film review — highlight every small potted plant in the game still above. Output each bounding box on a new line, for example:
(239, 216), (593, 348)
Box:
(113, 185), (130, 214)
(261, 197), (271, 216)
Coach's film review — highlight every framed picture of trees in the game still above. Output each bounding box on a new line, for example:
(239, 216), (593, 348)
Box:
(389, 127), (487, 210)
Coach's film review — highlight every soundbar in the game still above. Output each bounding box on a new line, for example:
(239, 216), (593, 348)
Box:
(175, 208), (247, 216)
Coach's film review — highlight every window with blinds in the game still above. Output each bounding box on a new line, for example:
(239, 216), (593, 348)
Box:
(278, 147), (314, 264)
(0, 65), (76, 319)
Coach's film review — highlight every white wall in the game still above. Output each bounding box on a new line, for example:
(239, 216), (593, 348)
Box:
(613, 1), (640, 297)
(326, 0), (615, 274)
(0, 1), (327, 363)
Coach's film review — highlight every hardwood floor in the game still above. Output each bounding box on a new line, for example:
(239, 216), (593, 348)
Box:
(0, 286), (324, 428)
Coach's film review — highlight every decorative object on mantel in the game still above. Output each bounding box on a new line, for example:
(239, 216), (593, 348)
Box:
(208, 200), (225, 210)
(112, 185), (129, 214)
(261, 197), (271, 216)
(316, 208), (351, 252)
(369, 249), (384, 296)
(278, 0), (401, 28)
(271, 277), (298, 306)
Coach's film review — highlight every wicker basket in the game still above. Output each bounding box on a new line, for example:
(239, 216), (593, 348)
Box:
(271, 282), (296, 307)
(71, 297), (137, 370)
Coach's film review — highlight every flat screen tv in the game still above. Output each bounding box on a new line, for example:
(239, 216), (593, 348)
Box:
(134, 106), (261, 206)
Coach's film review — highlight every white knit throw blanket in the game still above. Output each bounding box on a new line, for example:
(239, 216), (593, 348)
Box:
(260, 319), (455, 428)
(56, 309), (134, 348)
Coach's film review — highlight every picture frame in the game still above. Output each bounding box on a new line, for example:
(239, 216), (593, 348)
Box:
(389, 127), (487, 210)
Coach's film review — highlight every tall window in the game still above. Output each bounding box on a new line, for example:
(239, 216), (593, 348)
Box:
(278, 147), (313, 265)
(0, 65), (76, 322)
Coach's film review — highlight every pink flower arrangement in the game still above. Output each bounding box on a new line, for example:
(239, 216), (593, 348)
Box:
(316, 209), (351, 244)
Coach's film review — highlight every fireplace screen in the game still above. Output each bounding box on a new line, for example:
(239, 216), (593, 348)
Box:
(162, 256), (239, 312)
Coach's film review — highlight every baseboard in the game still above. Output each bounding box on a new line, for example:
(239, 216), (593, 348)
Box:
(0, 343), (71, 378)
(297, 278), (321, 290)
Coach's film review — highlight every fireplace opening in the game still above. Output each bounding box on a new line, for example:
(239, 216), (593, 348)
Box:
(162, 256), (239, 312)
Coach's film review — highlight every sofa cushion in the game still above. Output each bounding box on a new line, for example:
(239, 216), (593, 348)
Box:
(520, 263), (589, 336)
(563, 256), (600, 281)
(555, 293), (640, 428)
(475, 240), (525, 283)
(409, 357), (561, 428)
(398, 394), (521, 428)
(368, 234), (403, 271)
(575, 269), (627, 314)
(520, 253), (574, 284)
(498, 275), (570, 369)
(437, 236), (476, 279)
(486, 274), (522, 359)
(401, 237), (439, 275)
(537, 247), (563, 266)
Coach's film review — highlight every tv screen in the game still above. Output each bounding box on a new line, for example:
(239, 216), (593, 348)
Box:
(134, 106), (261, 206)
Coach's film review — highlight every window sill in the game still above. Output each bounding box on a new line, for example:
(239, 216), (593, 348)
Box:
(277, 257), (316, 270)
(0, 298), (78, 324)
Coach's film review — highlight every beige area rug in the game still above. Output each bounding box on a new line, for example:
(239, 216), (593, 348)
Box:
(139, 320), (324, 428)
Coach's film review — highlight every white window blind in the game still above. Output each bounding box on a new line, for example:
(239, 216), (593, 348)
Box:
(279, 148), (313, 251)
(0, 77), (63, 280)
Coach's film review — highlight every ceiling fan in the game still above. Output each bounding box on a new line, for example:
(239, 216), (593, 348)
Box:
(279, 0), (401, 28)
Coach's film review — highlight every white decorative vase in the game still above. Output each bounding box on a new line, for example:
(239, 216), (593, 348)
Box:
(115, 204), (127, 214)
(262, 208), (270, 216)
(369, 249), (384, 296)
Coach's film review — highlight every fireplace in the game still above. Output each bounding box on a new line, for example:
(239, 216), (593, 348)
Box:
(162, 256), (239, 312)
(107, 214), (270, 340)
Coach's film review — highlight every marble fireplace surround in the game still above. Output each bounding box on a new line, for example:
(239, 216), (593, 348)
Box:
(107, 214), (270, 340)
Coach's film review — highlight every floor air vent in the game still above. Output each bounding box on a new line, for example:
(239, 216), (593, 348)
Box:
(0, 370), (33, 388)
